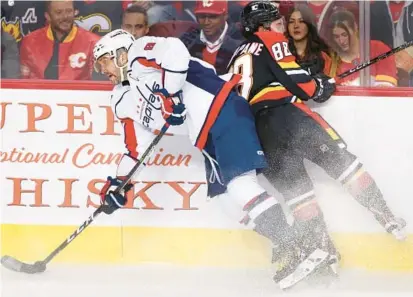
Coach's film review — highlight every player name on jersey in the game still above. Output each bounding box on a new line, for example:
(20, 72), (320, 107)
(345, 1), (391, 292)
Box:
(231, 42), (265, 58)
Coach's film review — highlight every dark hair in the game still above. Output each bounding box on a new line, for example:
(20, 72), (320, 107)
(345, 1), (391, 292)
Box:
(286, 4), (331, 64)
(44, 1), (74, 13)
(122, 5), (148, 25)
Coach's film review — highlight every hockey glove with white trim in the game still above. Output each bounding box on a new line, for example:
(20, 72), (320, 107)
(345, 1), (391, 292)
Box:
(99, 176), (133, 214)
(312, 73), (336, 103)
(158, 90), (186, 126)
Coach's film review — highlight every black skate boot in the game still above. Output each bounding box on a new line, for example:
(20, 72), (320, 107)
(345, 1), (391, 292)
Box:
(300, 223), (340, 277)
(271, 242), (303, 283)
(272, 218), (335, 290)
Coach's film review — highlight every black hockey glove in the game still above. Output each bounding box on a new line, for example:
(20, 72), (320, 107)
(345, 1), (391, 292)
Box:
(99, 176), (133, 214)
(311, 73), (336, 103)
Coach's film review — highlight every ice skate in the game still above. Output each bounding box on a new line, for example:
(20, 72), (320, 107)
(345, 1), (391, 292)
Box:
(275, 246), (329, 290)
(371, 208), (407, 241)
(271, 244), (304, 283)
(272, 228), (333, 290)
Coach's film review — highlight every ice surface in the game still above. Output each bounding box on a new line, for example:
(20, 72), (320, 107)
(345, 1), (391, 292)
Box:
(1, 264), (413, 297)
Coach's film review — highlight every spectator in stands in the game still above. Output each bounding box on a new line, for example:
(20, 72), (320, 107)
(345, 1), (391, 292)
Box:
(304, 0), (359, 46)
(121, 5), (149, 39)
(124, 1), (177, 26)
(371, 1), (413, 48)
(328, 10), (398, 87)
(371, 0), (413, 87)
(172, 0), (248, 28)
(1, 29), (20, 78)
(181, 0), (242, 75)
(286, 4), (338, 77)
(19, 0), (100, 80)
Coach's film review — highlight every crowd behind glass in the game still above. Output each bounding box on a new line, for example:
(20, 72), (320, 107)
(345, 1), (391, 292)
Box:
(1, 0), (413, 87)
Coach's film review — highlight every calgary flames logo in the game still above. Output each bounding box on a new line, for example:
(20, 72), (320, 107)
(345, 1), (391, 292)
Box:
(1, 17), (23, 42)
(202, 0), (214, 7)
(69, 52), (87, 69)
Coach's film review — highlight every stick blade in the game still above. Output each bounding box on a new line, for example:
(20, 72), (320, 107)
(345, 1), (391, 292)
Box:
(1, 255), (46, 274)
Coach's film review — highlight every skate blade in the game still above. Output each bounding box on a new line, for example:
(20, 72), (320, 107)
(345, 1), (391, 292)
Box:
(385, 218), (407, 241)
(391, 227), (407, 241)
(327, 254), (340, 276)
(278, 248), (329, 290)
(392, 229), (407, 241)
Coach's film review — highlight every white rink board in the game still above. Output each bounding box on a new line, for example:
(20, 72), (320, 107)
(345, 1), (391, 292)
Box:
(1, 88), (412, 233)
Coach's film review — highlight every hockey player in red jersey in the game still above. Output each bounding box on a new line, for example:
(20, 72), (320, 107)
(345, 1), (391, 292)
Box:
(228, 1), (407, 286)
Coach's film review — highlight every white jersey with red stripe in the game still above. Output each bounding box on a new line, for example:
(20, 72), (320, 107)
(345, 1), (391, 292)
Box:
(110, 36), (240, 177)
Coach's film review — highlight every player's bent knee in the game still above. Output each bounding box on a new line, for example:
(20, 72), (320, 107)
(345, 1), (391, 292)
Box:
(226, 171), (297, 245)
(227, 170), (270, 208)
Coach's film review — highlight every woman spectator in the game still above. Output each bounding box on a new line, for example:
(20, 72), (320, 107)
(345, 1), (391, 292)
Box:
(286, 4), (339, 77)
(328, 10), (398, 87)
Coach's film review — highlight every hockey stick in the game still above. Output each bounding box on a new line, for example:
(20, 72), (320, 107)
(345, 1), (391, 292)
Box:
(1, 123), (170, 274)
(338, 40), (413, 79)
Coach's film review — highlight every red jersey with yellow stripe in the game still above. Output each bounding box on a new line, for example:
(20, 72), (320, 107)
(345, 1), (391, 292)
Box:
(227, 31), (317, 111)
(337, 40), (398, 87)
(20, 25), (99, 80)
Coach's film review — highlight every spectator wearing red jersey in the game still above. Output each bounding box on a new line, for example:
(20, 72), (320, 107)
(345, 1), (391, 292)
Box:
(371, 0), (413, 86)
(180, 0), (242, 75)
(328, 10), (398, 87)
(20, 0), (100, 80)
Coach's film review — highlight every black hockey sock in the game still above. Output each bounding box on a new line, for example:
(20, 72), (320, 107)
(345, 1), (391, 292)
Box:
(344, 170), (392, 215)
(291, 201), (337, 255)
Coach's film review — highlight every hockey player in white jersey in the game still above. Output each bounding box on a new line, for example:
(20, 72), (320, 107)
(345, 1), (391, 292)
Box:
(93, 29), (329, 289)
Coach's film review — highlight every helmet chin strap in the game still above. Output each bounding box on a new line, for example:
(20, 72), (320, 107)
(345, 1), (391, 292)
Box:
(119, 65), (128, 83)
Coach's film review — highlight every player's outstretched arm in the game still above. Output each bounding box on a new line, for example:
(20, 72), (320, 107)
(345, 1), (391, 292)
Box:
(99, 83), (159, 214)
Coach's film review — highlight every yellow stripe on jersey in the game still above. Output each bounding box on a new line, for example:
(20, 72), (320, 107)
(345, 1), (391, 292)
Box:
(278, 61), (302, 69)
(250, 86), (286, 104)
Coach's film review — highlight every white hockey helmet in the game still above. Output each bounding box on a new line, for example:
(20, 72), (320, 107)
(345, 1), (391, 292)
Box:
(93, 29), (135, 66)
